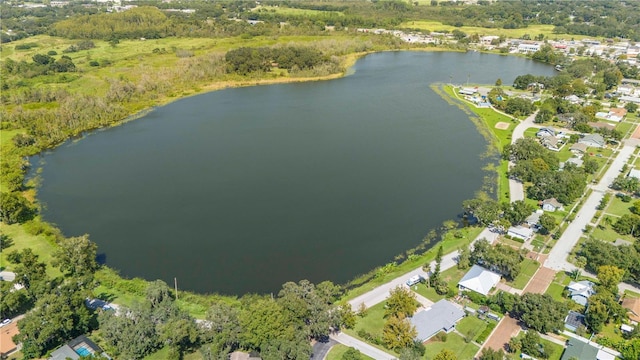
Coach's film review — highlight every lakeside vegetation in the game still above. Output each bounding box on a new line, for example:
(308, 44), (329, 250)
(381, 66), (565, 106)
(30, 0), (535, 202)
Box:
(3, 0), (640, 359)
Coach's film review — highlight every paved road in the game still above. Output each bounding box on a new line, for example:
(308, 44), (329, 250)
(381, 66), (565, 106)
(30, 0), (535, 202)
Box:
(312, 338), (337, 360)
(545, 142), (636, 271)
(348, 228), (499, 311)
(330, 332), (396, 360)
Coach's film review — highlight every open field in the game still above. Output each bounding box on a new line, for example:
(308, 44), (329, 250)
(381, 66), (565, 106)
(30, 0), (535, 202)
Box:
(400, 21), (592, 41)
(0, 222), (61, 278)
(508, 258), (540, 290)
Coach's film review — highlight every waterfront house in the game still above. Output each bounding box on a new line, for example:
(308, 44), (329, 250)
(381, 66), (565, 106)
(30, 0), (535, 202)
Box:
(458, 265), (501, 296)
(507, 225), (534, 241)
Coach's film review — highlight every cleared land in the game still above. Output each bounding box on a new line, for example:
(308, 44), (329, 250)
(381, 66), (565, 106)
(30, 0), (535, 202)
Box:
(400, 21), (592, 40)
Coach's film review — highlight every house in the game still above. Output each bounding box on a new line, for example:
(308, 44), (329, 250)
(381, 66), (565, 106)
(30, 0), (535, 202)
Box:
(567, 280), (596, 306)
(565, 311), (586, 332)
(49, 335), (105, 360)
(621, 296), (640, 324)
(0, 321), (19, 358)
(628, 169), (640, 179)
(459, 88), (477, 95)
(458, 265), (501, 296)
(570, 143), (588, 154)
(579, 133), (606, 148)
(507, 225), (534, 241)
(620, 95), (640, 104)
(561, 338), (599, 360)
(536, 127), (556, 137)
(409, 299), (465, 342)
(541, 136), (561, 151)
(541, 198), (563, 212)
(564, 94), (583, 104)
(588, 122), (616, 131)
(562, 157), (584, 168)
(518, 42), (541, 53)
(595, 108), (627, 122)
(525, 211), (542, 228)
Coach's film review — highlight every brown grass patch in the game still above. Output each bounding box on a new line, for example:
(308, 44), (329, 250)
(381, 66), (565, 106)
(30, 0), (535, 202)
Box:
(495, 122), (510, 130)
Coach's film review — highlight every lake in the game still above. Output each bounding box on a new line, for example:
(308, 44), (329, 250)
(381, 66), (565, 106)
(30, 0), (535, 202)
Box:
(33, 51), (556, 295)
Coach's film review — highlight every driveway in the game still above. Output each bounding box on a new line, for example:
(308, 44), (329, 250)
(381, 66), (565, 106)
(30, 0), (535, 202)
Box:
(312, 338), (337, 360)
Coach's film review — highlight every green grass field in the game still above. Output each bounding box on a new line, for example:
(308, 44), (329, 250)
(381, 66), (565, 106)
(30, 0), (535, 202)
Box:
(400, 21), (592, 41)
(0, 222), (61, 278)
(326, 344), (374, 360)
(508, 258), (540, 290)
(423, 332), (479, 360)
(456, 316), (488, 343)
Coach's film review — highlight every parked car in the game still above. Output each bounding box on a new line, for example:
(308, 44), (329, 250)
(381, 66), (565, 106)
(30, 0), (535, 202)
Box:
(0, 319), (11, 327)
(406, 275), (424, 287)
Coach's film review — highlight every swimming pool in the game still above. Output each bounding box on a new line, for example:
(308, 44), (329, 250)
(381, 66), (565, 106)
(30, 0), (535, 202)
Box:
(75, 346), (91, 357)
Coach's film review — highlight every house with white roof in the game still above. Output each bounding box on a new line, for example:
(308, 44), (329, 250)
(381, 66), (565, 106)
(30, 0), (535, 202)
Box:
(567, 280), (596, 306)
(458, 265), (501, 296)
(507, 225), (534, 241)
(579, 133), (606, 148)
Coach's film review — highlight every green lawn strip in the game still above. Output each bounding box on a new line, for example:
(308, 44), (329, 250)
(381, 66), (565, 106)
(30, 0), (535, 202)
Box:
(475, 321), (497, 344)
(423, 332), (479, 359)
(498, 161), (510, 203)
(326, 344), (374, 360)
(624, 289), (640, 297)
(456, 316), (488, 342)
(0, 222), (61, 278)
(413, 284), (445, 303)
(508, 258), (540, 290)
(616, 121), (636, 137)
(342, 227), (483, 302)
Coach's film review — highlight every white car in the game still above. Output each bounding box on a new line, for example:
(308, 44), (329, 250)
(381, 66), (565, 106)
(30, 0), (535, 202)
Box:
(0, 319), (11, 327)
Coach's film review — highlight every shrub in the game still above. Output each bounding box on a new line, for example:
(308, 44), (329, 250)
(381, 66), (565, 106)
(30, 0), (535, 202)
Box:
(47, 50), (58, 56)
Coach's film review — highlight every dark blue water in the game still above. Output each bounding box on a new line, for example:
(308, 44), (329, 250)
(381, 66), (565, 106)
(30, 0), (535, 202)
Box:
(33, 51), (555, 294)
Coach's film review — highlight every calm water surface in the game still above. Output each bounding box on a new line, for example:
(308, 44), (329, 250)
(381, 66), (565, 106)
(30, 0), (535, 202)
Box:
(34, 52), (555, 294)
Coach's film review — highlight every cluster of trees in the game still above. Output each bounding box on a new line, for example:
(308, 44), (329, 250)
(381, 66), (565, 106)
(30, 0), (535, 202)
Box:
(508, 330), (550, 359)
(487, 87), (535, 117)
(462, 192), (557, 235)
(470, 239), (524, 280)
(2, 53), (76, 79)
(584, 266), (627, 333)
(504, 138), (589, 205)
(489, 292), (568, 333)
(225, 45), (330, 75)
(577, 238), (640, 284)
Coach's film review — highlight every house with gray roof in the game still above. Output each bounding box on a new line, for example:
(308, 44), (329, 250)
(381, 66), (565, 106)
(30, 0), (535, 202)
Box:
(542, 198), (563, 212)
(507, 225), (534, 241)
(570, 143), (588, 154)
(567, 280), (596, 306)
(565, 311), (586, 332)
(561, 338), (599, 360)
(409, 299), (465, 342)
(458, 265), (501, 296)
(578, 133), (606, 148)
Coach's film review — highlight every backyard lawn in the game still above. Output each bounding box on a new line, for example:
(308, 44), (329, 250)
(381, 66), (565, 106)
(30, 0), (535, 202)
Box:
(351, 301), (386, 339)
(423, 332), (479, 360)
(510, 332), (565, 360)
(456, 316), (488, 343)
